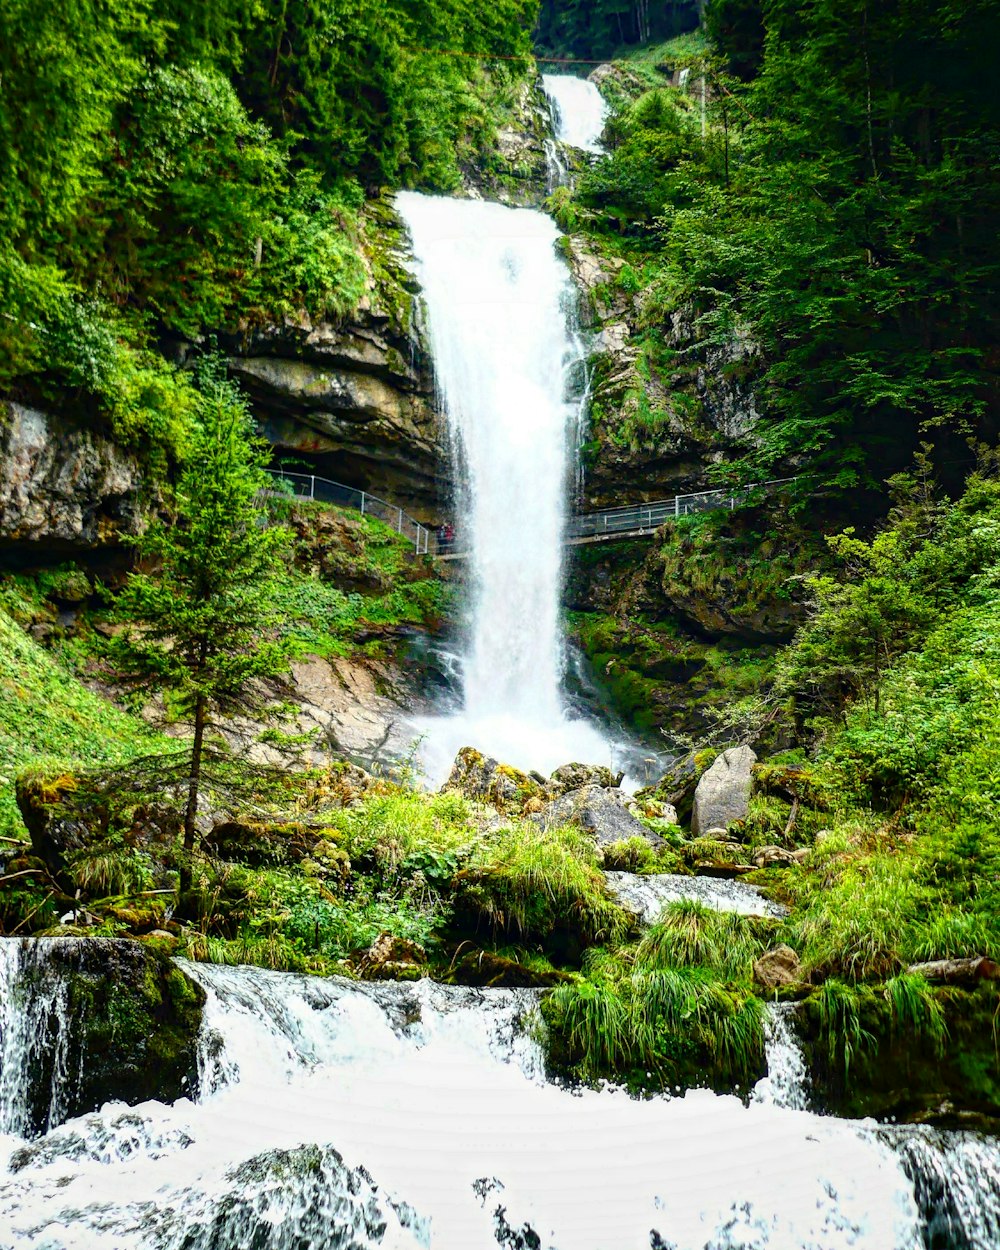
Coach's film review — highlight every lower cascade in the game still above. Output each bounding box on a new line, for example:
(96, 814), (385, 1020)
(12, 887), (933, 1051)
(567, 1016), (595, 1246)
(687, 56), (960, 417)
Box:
(1, 941), (998, 1250)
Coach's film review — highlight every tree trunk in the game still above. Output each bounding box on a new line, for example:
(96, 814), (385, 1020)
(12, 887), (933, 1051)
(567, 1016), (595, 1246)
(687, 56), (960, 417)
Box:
(179, 695), (207, 897)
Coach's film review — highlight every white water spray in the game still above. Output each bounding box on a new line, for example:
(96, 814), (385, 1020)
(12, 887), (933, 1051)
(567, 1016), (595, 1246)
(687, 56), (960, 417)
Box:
(397, 193), (623, 781)
(542, 75), (609, 154)
(3, 950), (999, 1249)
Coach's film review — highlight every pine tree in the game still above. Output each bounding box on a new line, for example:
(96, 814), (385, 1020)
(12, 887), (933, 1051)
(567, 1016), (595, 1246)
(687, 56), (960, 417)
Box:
(111, 373), (292, 891)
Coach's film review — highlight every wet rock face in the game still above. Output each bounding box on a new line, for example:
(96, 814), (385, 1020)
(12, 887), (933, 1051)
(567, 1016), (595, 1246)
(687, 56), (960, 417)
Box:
(691, 746), (757, 837)
(563, 238), (763, 510)
(0, 938), (204, 1136)
(221, 197), (446, 519)
(0, 404), (143, 558)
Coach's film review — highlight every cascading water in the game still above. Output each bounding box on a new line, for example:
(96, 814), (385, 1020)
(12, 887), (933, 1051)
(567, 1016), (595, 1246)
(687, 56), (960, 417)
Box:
(606, 871), (788, 922)
(542, 75), (609, 154)
(397, 192), (626, 781)
(3, 946), (999, 1249)
(0, 940), (78, 1137)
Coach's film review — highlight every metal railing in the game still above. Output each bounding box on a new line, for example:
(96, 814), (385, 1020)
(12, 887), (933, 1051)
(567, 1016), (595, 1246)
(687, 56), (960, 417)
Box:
(266, 469), (798, 558)
(568, 477), (798, 541)
(265, 469), (435, 556)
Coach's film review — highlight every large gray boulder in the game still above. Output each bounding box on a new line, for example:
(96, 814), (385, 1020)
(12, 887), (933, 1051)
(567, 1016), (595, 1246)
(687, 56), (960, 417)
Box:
(541, 784), (663, 848)
(691, 746), (757, 837)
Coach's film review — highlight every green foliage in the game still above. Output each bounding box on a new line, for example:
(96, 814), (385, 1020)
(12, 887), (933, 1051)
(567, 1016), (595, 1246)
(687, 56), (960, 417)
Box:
(637, 898), (769, 978)
(110, 371), (294, 863)
(564, 1), (1000, 489)
(67, 836), (156, 898)
(543, 904), (767, 1090)
(0, 0), (540, 469)
(0, 609), (164, 841)
(601, 836), (657, 872)
(455, 824), (630, 949)
(535, 1), (701, 58)
(811, 979), (876, 1079)
(111, 373), (290, 714)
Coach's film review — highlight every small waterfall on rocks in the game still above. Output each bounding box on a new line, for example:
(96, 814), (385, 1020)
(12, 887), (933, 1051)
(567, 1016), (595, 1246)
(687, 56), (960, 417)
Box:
(397, 192), (627, 782)
(0, 940), (77, 1137)
(542, 75), (609, 154)
(2, 943), (999, 1249)
(606, 871), (788, 922)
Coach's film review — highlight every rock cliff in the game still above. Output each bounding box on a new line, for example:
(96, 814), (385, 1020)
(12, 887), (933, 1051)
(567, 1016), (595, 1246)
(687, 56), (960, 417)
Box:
(0, 404), (143, 564)
(563, 236), (762, 510)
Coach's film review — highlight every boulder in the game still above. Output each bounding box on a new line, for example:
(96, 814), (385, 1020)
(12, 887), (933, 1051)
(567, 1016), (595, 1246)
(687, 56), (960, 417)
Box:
(540, 784), (663, 848)
(636, 751), (715, 825)
(905, 957), (1000, 985)
(449, 950), (573, 989)
(444, 748), (544, 813)
(546, 762), (622, 796)
(625, 794), (678, 825)
(355, 933), (426, 982)
(753, 945), (803, 992)
(691, 746), (757, 837)
(753, 845), (798, 868)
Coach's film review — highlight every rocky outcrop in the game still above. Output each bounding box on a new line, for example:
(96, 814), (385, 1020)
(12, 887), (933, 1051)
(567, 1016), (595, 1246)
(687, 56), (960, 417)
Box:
(753, 945), (803, 991)
(459, 79), (556, 206)
(540, 783), (663, 848)
(564, 238), (764, 509)
(216, 654), (427, 772)
(444, 748), (545, 814)
(0, 404), (143, 560)
(222, 198), (445, 519)
(691, 746), (757, 836)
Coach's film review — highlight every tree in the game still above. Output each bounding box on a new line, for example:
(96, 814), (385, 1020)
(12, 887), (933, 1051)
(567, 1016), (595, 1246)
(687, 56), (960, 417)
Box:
(111, 373), (293, 892)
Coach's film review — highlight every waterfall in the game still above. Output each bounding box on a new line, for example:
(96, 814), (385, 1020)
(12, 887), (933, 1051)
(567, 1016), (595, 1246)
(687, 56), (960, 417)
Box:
(397, 193), (623, 781)
(753, 1004), (812, 1112)
(3, 955), (999, 1249)
(606, 871), (788, 923)
(542, 75), (609, 154)
(0, 939), (78, 1137)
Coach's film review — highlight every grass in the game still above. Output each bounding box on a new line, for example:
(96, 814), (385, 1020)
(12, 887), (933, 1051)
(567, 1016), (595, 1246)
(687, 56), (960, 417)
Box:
(455, 823), (631, 949)
(0, 607), (166, 840)
(542, 899), (770, 1091)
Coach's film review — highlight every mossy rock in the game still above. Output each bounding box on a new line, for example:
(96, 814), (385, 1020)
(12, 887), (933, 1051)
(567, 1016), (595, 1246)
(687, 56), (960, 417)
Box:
(11, 936), (204, 1134)
(798, 984), (1000, 1125)
(448, 949), (574, 989)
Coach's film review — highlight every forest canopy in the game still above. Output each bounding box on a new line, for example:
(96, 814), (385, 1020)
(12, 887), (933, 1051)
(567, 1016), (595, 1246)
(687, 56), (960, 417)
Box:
(0, 0), (538, 451)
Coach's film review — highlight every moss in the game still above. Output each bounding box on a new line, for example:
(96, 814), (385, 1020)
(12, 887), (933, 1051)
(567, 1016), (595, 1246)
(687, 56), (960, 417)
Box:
(798, 983), (1000, 1124)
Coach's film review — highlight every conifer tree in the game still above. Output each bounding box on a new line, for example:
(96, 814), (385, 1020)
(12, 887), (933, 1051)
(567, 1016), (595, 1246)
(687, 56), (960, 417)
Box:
(111, 373), (292, 890)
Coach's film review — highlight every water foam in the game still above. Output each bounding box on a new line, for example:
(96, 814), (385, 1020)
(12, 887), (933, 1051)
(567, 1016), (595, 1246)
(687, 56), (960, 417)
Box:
(3, 952), (998, 1249)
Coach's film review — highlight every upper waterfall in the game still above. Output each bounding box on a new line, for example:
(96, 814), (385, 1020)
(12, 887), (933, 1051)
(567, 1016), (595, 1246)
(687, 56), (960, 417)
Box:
(397, 192), (623, 781)
(542, 74), (609, 153)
